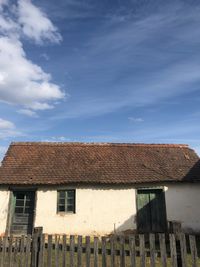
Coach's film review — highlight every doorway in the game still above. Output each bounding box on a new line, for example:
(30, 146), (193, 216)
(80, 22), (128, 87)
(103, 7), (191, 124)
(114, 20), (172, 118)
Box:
(136, 189), (167, 233)
(9, 191), (35, 235)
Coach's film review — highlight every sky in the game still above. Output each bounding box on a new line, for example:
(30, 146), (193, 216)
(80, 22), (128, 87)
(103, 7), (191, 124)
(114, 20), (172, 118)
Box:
(1, 0), (200, 160)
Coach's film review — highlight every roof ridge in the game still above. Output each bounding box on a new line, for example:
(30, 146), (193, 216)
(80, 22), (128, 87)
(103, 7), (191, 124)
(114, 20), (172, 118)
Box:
(10, 142), (189, 148)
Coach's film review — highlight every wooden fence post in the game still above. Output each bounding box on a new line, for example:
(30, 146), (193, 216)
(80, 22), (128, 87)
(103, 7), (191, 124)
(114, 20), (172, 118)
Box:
(31, 227), (43, 267)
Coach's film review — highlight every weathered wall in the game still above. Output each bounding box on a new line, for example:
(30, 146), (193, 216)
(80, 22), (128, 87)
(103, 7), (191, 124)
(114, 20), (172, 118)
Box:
(34, 186), (137, 235)
(0, 188), (9, 235)
(165, 183), (200, 233)
(1, 183), (200, 235)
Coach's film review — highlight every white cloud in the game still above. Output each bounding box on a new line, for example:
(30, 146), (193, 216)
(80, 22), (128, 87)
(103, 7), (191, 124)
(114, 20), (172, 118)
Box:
(42, 136), (71, 142)
(128, 117), (144, 123)
(0, 0), (64, 114)
(0, 37), (64, 110)
(40, 53), (49, 60)
(0, 118), (15, 129)
(0, 0), (8, 8)
(17, 0), (62, 44)
(0, 118), (22, 140)
(17, 109), (38, 117)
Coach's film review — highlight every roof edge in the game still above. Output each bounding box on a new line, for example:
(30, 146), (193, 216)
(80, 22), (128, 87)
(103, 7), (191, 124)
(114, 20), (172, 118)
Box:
(10, 142), (189, 148)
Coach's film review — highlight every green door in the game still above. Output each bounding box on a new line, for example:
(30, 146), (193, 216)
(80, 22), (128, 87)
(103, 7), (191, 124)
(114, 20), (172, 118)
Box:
(137, 189), (167, 233)
(10, 191), (35, 235)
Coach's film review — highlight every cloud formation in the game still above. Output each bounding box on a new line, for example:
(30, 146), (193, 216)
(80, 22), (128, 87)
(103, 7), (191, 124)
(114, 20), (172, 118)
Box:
(0, 118), (21, 140)
(17, 0), (62, 44)
(0, 118), (14, 129)
(0, 0), (64, 115)
(128, 117), (144, 123)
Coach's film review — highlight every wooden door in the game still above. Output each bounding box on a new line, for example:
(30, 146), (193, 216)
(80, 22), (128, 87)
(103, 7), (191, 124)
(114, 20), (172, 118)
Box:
(137, 189), (167, 233)
(10, 191), (35, 235)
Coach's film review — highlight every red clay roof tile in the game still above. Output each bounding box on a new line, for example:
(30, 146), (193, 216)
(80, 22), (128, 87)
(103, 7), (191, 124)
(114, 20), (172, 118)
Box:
(0, 142), (199, 185)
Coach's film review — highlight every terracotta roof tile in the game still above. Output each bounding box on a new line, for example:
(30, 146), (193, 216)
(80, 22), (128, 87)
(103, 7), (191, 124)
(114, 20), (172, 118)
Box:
(0, 142), (199, 185)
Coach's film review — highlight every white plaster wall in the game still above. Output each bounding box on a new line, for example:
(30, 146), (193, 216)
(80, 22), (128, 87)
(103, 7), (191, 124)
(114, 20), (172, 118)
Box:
(0, 188), (10, 235)
(165, 184), (200, 233)
(1, 183), (200, 235)
(35, 186), (136, 235)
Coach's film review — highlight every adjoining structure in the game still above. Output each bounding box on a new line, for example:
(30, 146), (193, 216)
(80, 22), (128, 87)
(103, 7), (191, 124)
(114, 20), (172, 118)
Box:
(0, 142), (200, 236)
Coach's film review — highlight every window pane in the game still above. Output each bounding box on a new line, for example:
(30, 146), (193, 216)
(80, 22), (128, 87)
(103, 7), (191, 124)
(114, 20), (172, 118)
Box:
(59, 198), (65, 205)
(15, 207), (23, 213)
(67, 198), (74, 205)
(67, 190), (74, 198)
(58, 205), (65, 212)
(16, 193), (25, 200)
(67, 205), (74, 212)
(16, 199), (24, 207)
(59, 191), (65, 198)
(25, 208), (32, 214)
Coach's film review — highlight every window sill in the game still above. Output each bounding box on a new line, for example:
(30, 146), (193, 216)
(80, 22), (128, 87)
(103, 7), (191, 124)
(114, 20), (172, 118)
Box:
(57, 212), (75, 216)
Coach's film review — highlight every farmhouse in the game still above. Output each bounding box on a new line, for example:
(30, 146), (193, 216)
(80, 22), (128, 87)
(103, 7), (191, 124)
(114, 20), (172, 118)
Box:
(0, 142), (200, 236)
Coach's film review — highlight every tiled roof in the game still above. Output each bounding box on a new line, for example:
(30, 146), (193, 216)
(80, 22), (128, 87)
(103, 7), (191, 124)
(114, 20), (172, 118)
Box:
(0, 142), (199, 185)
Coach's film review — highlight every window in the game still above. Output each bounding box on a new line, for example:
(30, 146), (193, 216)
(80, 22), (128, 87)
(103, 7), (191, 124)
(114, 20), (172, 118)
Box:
(57, 190), (75, 213)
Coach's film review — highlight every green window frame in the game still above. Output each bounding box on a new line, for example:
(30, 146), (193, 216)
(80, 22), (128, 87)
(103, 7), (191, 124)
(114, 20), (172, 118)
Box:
(57, 189), (76, 213)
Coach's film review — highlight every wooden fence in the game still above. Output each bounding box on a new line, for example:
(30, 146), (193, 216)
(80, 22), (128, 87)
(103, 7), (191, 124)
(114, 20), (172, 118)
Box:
(0, 230), (199, 267)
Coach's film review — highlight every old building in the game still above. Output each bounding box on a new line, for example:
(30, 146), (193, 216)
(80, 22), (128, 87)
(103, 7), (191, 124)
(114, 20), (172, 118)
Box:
(0, 142), (200, 236)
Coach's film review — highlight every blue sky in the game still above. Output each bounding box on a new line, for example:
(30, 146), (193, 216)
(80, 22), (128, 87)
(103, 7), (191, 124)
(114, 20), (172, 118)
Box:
(1, 0), (200, 159)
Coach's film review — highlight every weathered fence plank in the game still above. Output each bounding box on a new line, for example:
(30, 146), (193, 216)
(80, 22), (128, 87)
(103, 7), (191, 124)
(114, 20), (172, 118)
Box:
(139, 234), (146, 267)
(129, 235), (136, 267)
(180, 233), (187, 267)
(159, 233), (167, 267)
(120, 235), (125, 267)
(94, 237), (98, 267)
(8, 236), (13, 267)
(189, 235), (198, 267)
(25, 235), (31, 267)
(19, 235), (25, 267)
(86, 236), (90, 267)
(77, 235), (82, 267)
(102, 236), (107, 267)
(70, 235), (75, 267)
(1, 236), (7, 267)
(62, 235), (67, 267)
(170, 234), (178, 267)
(110, 236), (115, 267)
(38, 234), (45, 267)
(47, 234), (53, 267)
(55, 235), (60, 267)
(13, 237), (18, 266)
(150, 234), (156, 267)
